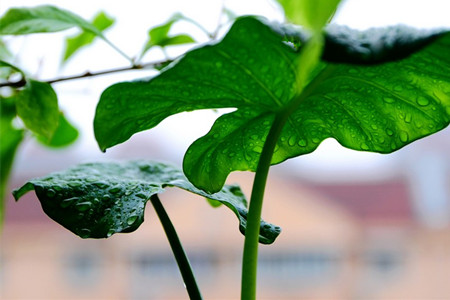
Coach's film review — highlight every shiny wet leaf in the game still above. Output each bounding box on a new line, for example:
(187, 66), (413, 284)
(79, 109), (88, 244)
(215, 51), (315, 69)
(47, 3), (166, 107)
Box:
(13, 160), (280, 243)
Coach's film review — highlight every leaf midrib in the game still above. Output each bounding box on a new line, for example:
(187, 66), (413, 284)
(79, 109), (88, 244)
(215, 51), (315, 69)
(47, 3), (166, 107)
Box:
(214, 48), (284, 108)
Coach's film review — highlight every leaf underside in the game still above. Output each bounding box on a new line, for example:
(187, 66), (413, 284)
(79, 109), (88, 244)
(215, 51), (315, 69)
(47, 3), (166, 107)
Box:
(13, 160), (280, 244)
(95, 16), (450, 193)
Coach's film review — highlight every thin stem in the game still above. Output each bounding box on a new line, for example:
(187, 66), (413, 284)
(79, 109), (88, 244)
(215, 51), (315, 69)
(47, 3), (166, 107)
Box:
(240, 113), (287, 300)
(150, 195), (203, 300)
(103, 39), (134, 64)
(0, 59), (172, 88)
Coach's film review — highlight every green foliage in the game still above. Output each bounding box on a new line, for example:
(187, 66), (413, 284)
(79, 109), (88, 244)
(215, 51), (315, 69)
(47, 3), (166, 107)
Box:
(0, 5), (130, 62)
(15, 79), (59, 140)
(0, 97), (23, 224)
(95, 17), (450, 193)
(0, 5), (105, 35)
(139, 14), (196, 60)
(0, 60), (78, 227)
(13, 160), (280, 243)
(36, 113), (79, 148)
(2, 2), (450, 299)
(63, 11), (115, 62)
(277, 0), (341, 30)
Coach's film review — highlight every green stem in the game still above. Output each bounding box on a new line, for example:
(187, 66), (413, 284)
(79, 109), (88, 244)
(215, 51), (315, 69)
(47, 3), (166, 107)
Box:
(240, 114), (287, 300)
(103, 39), (134, 64)
(240, 64), (337, 299)
(150, 195), (203, 300)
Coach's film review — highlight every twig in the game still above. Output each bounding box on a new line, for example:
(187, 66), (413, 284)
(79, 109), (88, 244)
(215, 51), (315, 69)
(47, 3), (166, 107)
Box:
(0, 59), (173, 89)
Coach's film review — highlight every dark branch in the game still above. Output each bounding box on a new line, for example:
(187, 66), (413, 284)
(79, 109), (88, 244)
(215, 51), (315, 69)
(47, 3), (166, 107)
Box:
(0, 59), (173, 89)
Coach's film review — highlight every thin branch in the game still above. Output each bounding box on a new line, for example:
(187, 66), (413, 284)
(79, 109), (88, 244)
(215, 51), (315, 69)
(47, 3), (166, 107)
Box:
(0, 58), (173, 89)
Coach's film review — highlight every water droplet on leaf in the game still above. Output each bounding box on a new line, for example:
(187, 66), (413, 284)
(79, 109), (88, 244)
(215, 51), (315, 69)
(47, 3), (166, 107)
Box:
(399, 131), (409, 143)
(386, 129), (394, 136)
(109, 187), (122, 194)
(298, 139), (307, 147)
(136, 193), (147, 199)
(68, 182), (82, 188)
(252, 146), (263, 153)
(76, 201), (92, 212)
(127, 215), (138, 225)
(46, 189), (56, 197)
(288, 136), (296, 147)
(417, 96), (430, 106)
(404, 113), (412, 123)
(61, 197), (79, 208)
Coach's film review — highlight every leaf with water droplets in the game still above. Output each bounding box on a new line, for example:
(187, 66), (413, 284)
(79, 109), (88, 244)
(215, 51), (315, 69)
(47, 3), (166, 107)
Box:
(95, 16), (450, 193)
(12, 160), (280, 244)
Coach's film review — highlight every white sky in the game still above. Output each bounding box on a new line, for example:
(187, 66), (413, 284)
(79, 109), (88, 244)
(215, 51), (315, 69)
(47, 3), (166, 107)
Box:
(2, 0), (450, 182)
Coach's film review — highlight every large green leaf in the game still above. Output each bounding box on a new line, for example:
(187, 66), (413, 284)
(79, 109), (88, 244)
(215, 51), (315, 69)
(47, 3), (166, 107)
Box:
(15, 79), (59, 140)
(63, 11), (115, 62)
(95, 17), (450, 193)
(13, 160), (280, 244)
(0, 5), (103, 36)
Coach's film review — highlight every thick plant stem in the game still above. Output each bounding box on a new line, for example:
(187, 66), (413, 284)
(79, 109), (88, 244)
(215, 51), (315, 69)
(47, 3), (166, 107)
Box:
(241, 114), (287, 300)
(240, 64), (336, 299)
(150, 195), (203, 300)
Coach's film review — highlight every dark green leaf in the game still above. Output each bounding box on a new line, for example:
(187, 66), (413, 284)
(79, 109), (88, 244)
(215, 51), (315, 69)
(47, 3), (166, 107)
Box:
(140, 14), (195, 59)
(15, 79), (59, 140)
(0, 97), (23, 224)
(0, 5), (104, 36)
(37, 112), (79, 148)
(13, 160), (280, 244)
(63, 11), (115, 62)
(95, 17), (450, 193)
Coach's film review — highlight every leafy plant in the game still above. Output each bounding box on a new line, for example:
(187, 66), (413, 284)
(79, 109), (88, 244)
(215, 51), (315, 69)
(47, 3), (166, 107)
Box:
(1, 1), (449, 299)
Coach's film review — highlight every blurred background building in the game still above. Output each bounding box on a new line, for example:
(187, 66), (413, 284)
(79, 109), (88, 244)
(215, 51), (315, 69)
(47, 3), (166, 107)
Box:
(1, 126), (449, 300)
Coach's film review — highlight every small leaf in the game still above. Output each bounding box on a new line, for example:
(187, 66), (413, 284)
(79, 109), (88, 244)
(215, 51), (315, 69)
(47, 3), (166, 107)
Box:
(277, 0), (342, 30)
(13, 160), (280, 244)
(63, 11), (115, 62)
(0, 59), (22, 70)
(95, 17), (450, 193)
(0, 59), (24, 79)
(0, 5), (103, 36)
(140, 14), (196, 59)
(0, 6), (131, 62)
(0, 97), (24, 225)
(159, 34), (196, 47)
(15, 79), (59, 140)
(37, 112), (79, 148)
